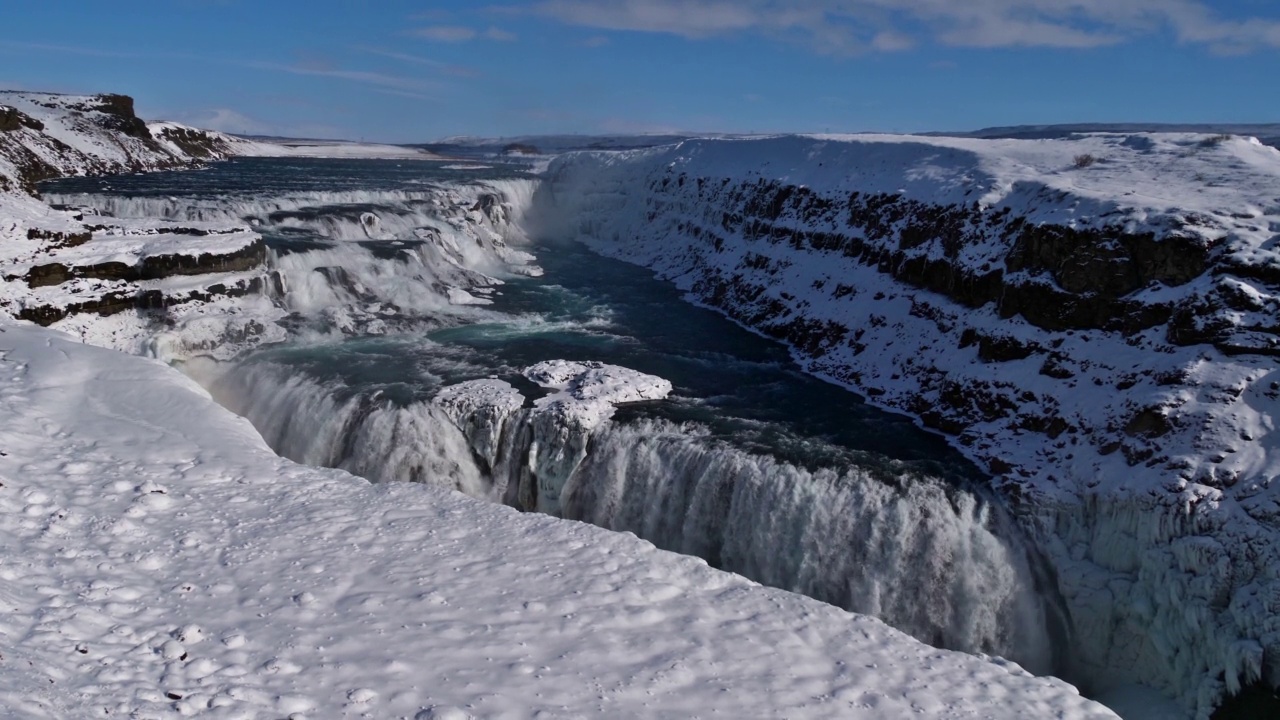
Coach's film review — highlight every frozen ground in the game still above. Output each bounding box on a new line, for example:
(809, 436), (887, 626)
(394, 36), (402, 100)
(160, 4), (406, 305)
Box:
(0, 322), (1118, 719)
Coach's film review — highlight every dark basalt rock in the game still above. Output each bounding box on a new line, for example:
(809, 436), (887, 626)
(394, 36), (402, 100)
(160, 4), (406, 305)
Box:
(1038, 354), (1076, 379)
(139, 239), (267, 279)
(1215, 330), (1280, 358)
(87, 94), (151, 139)
(1167, 296), (1235, 346)
(152, 125), (226, 159)
(1124, 407), (1173, 438)
(1212, 684), (1280, 720)
(501, 143), (539, 156)
(24, 239), (268, 289)
(693, 176), (1212, 336)
(18, 275), (267, 327)
(314, 266), (375, 302)
(19, 289), (158, 325)
(978, 335), (1033, 362)
(26, 227), (91, 249)
(0, 106), (44, 132)
(1006, 223), (1207, 297)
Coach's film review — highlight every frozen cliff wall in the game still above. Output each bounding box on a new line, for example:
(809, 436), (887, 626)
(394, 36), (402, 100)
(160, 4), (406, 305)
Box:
(533, 133), (1280, 718)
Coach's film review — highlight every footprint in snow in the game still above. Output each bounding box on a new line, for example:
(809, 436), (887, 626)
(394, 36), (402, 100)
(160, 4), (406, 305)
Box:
(417, 706), (473, 720)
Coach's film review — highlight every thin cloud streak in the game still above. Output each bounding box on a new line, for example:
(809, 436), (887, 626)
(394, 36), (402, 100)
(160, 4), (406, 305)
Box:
(531, 0), (1280, 54)
(411, 25), (519, 43)
(414, 25), (479, 42)
(352, 46), (482, 78)
(247, 61), (444, 99)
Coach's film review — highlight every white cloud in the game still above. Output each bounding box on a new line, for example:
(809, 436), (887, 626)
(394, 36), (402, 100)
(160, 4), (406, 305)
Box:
(412, 25), (519, 43)
(485, 26), (518, 41)
(535, 0), (764, 38)
(532, 0), (1280, 54)
(414, 25), (479, 42)
(168, 108), (271, 135)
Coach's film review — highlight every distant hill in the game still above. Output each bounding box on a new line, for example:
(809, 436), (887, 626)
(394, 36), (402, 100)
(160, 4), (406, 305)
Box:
(926, 122), (1280, 148)
(416, 134), (705, 158)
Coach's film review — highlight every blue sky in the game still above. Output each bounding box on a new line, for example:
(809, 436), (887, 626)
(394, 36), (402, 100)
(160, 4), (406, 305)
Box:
(3, 0), (1278, 142)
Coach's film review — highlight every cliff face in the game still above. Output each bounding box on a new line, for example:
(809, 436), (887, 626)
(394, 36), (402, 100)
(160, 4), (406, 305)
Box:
(537, 133), (1280, 718)
(0, 92), (270, 349)
(0, 92), (236, 193)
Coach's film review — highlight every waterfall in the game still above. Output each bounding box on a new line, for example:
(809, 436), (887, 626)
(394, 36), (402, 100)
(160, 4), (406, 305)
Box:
(187, 359), (492, 498)
(71, 165), (1062, 694)
(191, 356), (1057, 676)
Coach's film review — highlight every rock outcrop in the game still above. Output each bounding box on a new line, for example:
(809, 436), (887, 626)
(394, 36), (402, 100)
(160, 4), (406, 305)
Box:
(0, 91), (269, 345)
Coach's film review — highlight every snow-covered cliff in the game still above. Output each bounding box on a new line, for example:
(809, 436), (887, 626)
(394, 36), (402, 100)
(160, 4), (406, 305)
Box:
(0, 92), (280, 351)
(535, 133), (1280, 718)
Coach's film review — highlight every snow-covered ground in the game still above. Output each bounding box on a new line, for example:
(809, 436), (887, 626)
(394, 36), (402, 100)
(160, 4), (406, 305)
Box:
(536, 132), (1280, 717)
(0, 322), (1121, 720)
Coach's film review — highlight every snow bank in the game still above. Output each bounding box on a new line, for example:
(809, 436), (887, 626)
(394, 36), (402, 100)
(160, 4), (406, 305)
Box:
(0, 321), (1116, 719)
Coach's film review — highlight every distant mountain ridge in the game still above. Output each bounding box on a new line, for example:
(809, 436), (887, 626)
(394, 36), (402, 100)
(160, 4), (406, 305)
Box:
(928, 122), (1280, 148)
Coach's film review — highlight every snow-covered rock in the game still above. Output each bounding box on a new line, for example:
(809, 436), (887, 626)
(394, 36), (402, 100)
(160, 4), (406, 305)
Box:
(435, 361), (673, 514)
(0, 92), (283, 353)
(0, 92), (233, 193)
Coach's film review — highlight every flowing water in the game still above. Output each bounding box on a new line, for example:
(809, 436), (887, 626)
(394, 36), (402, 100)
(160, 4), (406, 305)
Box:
(44, 157), (1067, 675)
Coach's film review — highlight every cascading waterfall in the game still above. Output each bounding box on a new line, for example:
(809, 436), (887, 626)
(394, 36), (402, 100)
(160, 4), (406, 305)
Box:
(47, 179), (540, 230)
(52, 180), (543, 339)
(188, 353), (1058, 676)
(562, 421), (1052, 666)
(187, 359), (492, 497)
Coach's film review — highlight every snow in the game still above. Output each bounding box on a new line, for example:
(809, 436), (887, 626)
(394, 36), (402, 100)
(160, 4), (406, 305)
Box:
(0, 321), (1117, 719)
(524, 359), (674, 426)
(430, 361), (673, 515)
(0, 92), (1189, 719)
(0, 93), (201, 183)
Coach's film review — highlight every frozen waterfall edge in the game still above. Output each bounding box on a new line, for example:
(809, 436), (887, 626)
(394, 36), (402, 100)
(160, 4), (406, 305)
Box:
(190, 353), (1063, 675)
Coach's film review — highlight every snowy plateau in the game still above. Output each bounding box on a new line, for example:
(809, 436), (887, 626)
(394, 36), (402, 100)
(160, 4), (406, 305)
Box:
(0, 90), (1274, 719)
